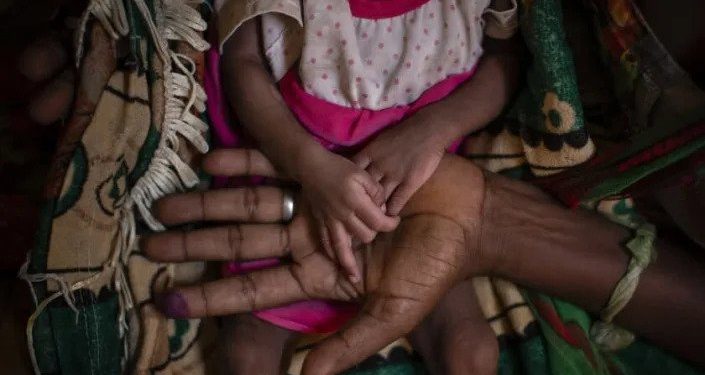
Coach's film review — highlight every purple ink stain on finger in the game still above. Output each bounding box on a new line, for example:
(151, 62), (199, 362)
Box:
(154, 291), (190, 319)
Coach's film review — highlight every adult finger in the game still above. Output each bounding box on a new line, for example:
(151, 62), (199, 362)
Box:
(153, 187), (286, 225)
(142, 224), (292, 262)
(303, 215), (467, 375)
(302, 292), (423, 375)
(328, 219), (352, 263)
(202, 149), (280, 178)
(155, 265), (309, 318)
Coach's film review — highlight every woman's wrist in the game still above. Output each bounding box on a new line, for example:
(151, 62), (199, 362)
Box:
(479, 172), (631, 312)
(479, 171), (705, 365)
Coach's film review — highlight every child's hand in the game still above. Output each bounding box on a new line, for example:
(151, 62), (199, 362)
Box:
(298, 150), (399, 281)
(352, 119), (447, 216)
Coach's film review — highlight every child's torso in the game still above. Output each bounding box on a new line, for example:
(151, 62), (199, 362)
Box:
(261, 0), (515, 111)
(294, 0), (493, 110)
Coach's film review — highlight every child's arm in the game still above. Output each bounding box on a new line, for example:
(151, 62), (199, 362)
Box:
(353, 37), (522, 215)
(412, 37), (522, 148)
(221, 18), (324, 180)
(221, 18), (398, 281)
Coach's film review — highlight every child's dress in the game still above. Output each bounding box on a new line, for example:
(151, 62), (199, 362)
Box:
(207, 0), (518, 333)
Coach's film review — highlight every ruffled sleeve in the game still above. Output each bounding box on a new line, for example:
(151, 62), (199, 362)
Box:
(483, 0), (518, 39)
(215, 0), (303, 51)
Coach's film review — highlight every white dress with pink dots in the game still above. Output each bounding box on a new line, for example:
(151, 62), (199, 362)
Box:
(215, 0), (517, 148)
(210, 0), (518, 333)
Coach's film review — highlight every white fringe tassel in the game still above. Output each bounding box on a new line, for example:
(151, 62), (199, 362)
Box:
(75, 0), (130, 66)
(22, 0), (211, 373)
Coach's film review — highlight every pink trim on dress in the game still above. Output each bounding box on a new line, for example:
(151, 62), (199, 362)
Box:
(347, 0), (430, 19)
(205, 47), (239, 149)
(279, 66), (476, 149)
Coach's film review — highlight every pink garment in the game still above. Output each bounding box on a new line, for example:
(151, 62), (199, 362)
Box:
(279, 66), (475, 150)
(347, 0), (432, 19)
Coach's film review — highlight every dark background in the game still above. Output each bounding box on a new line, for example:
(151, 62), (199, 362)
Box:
(0, 0), (87, 371)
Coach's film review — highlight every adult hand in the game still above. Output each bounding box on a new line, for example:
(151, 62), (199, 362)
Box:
(142, 149), (493, 374)
(144, 148), (705, 371)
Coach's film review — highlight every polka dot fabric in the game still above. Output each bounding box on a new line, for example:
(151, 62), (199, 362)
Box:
(215, 0), (517, 109)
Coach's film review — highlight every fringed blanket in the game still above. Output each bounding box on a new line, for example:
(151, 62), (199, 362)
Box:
(21, 0), (705, 374)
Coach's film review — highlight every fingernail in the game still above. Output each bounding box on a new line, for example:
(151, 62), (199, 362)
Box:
(154, 291), (190, 319)
(348, 274), (361, 283)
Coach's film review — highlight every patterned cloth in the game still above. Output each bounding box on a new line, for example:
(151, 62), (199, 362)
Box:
(532, 0), (705, 206)
(22, 1), (216, 373)
(21, 0), (705, 375)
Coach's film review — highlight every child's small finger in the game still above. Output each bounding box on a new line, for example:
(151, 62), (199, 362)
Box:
(319, 220), (335, 259)
(311, 208), (335, 260)
(380, 178), (400, 202)
(335, 245), (361, 283)
(354, 196), (400, 233)
(333, 225), (360, 283)
(329, 220), (360, 280)
(311, 209), (336, 259)
(329, 220), (352, 263)
(357, 172), (386, 207)
(387, 180), (416, 216)
(351, 153), (372, 169)
(345, 214), (377, 244)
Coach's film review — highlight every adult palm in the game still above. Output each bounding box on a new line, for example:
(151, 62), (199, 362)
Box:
(143, 149), (490, 375)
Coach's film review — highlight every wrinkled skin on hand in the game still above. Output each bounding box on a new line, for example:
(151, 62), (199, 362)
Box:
(143, 150), (490, 375)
